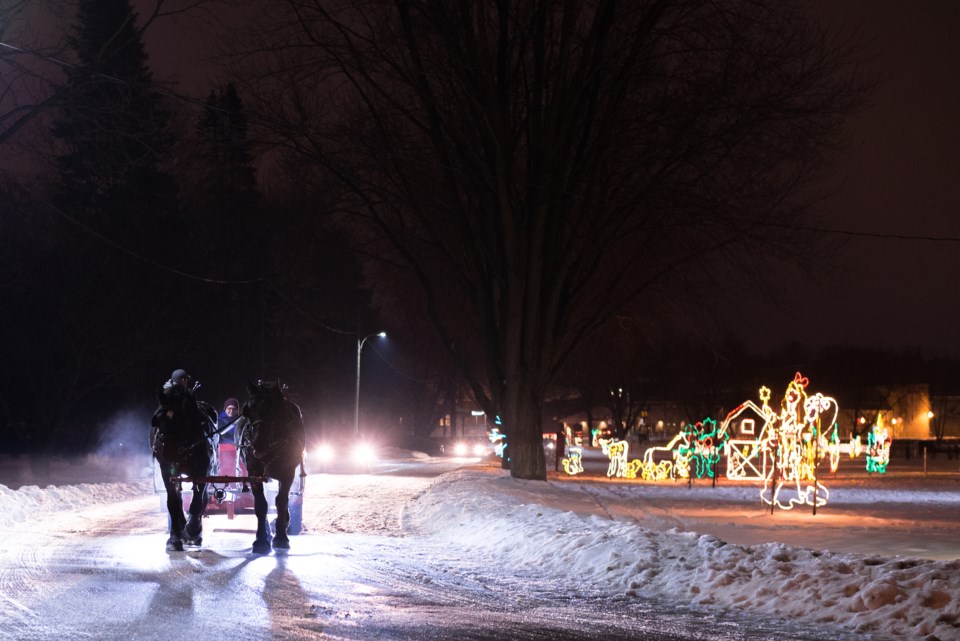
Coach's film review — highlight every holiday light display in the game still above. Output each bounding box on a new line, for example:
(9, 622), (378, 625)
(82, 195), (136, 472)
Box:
(600, 419), (726, 481)
(676, 418), (727, 479)
(849, 435), (863, 458)
(562, 447), (584, 475)
(639, 432), (685, 481)
(591, 373), (839, 512)
(758, 373), (839, 510)
(598, 438), (645, 478)
(488, 428), (507, 459)
(866, 414), (892, 474)
(721, 388), (778, 481)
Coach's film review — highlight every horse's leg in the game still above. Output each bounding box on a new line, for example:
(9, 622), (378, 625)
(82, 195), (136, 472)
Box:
(184, 482), (207, 546)
(164, 478), (186, 552)
(251, 480), (272, 554)
(272, 468), (295, 549)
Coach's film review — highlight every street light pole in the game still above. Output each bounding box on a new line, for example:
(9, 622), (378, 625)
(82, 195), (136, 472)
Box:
(355, 331), (386, 435)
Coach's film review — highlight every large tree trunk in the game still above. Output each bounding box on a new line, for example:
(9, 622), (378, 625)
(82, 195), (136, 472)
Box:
(503, 379), (547, 481)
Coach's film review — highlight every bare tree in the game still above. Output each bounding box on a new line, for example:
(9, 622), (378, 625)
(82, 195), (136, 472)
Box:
(231, 0), (866, 479)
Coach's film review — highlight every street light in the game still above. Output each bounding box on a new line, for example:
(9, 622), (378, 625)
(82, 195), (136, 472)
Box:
(355, 331), (386, 435)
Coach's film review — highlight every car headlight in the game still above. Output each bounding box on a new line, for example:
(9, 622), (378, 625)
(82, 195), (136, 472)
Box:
(453, 442), (469, 457)
(472, 443), (488, 457)
(313, 443), (335, 463)
(352, 442), (377, 464)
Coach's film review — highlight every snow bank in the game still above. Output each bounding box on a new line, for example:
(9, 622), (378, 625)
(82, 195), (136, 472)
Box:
(0, 479), (153, 523)
(403, 469), (960, 641)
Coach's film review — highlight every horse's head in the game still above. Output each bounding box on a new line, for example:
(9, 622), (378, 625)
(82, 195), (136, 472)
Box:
(239, 380), (304, 470)
(241, 380), (285, 444)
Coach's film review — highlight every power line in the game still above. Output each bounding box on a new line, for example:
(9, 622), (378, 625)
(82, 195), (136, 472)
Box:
(756, 220), (960, 243)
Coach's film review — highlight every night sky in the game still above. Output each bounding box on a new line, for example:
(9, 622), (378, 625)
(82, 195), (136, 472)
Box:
(75, 1), (960, 358)
(737, 1), (960, 356)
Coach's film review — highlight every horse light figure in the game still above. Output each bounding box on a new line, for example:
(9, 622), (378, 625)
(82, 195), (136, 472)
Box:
(239, 380), (306, 554)
(150, 387), (218, 551)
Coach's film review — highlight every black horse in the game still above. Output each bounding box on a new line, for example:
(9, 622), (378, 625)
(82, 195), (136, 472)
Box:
(238, 380), (306, 554)
(150, 386), (218, 552)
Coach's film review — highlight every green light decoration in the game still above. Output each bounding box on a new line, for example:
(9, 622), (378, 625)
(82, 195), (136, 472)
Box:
(599, 418), (726, 481)
(865, 414), (892, 474)
(594, 373), (842, 513)
(675, 418), (728, 479)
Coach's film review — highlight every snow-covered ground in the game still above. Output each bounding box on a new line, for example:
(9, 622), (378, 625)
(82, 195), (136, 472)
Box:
(0, 448), (958, 641)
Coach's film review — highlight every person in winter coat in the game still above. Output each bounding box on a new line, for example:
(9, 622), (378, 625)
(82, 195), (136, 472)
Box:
(163, 368), (195, 395)
(218, 398), (242, 445)
(154, 369), (204, 432)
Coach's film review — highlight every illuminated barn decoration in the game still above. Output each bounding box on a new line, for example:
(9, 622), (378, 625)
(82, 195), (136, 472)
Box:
(721, 390), (777, 481)
(562, 447), (584, 475)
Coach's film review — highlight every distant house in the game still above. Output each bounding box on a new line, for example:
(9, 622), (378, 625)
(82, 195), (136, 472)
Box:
(834, 384), (960, 439)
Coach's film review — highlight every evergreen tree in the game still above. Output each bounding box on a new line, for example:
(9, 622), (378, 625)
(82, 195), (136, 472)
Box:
(189, 83), (261, 275)
(18, 0), (188, 455)
(52, 0), (177, 247)
(195, 83), (259, 217)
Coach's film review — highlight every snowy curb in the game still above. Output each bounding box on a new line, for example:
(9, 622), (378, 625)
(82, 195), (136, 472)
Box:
(403, 469), (960, 641)
(0, 480), (154, 524)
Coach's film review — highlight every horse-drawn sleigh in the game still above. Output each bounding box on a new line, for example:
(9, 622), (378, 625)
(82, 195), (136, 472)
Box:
(151, 380), (306, 553)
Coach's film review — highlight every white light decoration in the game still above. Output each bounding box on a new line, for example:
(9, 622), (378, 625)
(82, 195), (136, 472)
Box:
(758, 373), (839, 511)
(562, 447), (584, 475)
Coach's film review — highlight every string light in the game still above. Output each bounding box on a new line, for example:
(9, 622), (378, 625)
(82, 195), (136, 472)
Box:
(866, 414), (892, 474)
(591, 373), (841, 513)
(562, 447), (584, 475)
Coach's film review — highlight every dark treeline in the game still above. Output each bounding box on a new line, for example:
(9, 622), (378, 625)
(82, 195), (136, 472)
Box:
(0, 1), (909, 478)
(0, 1), (379, 455)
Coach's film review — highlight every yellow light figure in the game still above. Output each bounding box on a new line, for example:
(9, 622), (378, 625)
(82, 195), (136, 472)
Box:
(562, 447), (584, 475)
(760, 373), (838, 511)
(849, 435), (862, 458)
(639, 432), (685, 481)
(601, 439), (631, 478)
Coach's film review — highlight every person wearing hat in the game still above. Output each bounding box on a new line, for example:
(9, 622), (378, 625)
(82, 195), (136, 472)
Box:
(155, 368), (203, 429)
(164, 368), (195, 394)
(218, 397), (244, 445)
